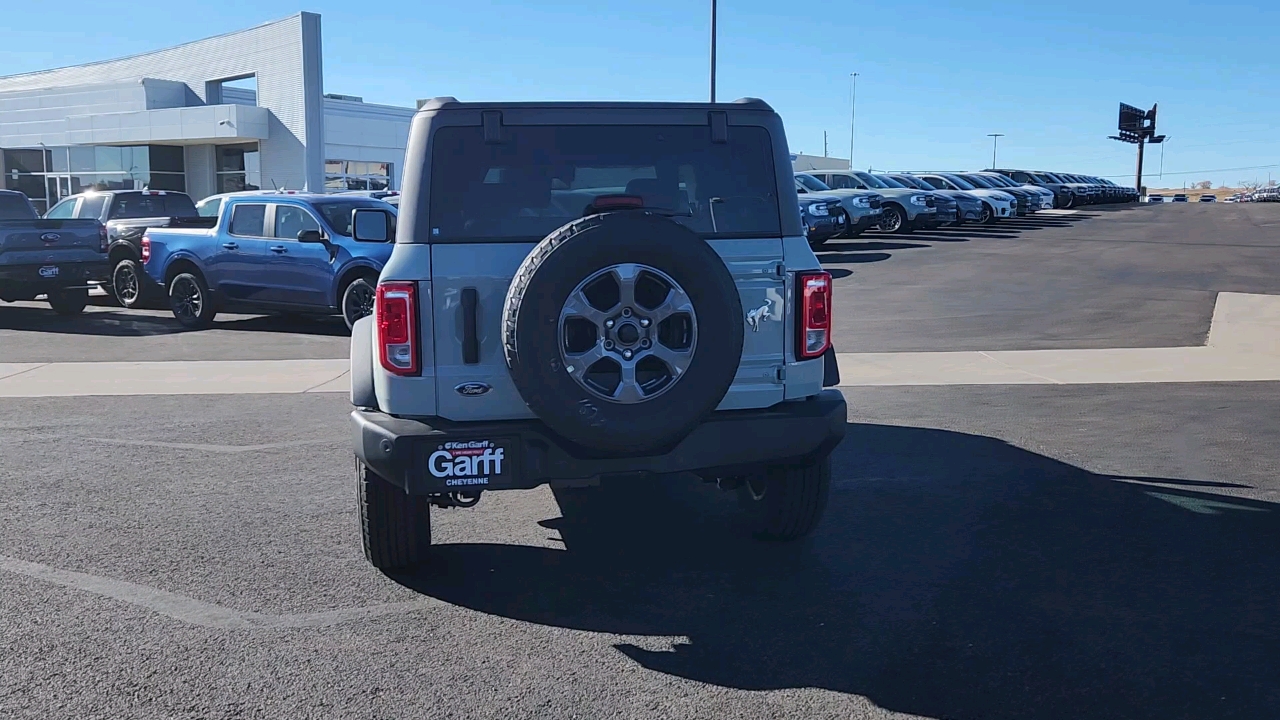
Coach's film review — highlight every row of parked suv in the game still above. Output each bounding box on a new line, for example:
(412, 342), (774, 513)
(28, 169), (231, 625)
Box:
(792, 168), (1138, 247)
(0, 187), (396, 326)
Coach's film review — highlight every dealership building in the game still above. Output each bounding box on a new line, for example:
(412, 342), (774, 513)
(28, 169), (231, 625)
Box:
(0, 12), (414, 213)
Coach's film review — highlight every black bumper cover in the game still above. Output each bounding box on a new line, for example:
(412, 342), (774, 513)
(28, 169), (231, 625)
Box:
(352, 390), (848, 494)
(0, 260), (110, 291)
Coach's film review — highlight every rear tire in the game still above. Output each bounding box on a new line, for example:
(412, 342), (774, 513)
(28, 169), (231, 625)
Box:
(168, 271), (217, 329)
(879, 205), (911, 234)
(48, 287), (88, 316)
(980, 203), (997, 225)
(358, 460), (432, 571)
(738, 455), (831, 540)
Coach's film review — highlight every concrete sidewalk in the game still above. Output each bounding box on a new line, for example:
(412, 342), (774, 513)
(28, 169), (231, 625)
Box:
(1, 292), (1276, 397)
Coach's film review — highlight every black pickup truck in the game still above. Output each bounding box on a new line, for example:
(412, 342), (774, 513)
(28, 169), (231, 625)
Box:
(0, 190), (108, 315)
(45, 190), (217, 306)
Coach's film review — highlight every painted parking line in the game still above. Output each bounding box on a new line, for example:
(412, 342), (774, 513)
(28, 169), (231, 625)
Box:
(0, 292), (1275, 396)
(0, 554), (440, 630)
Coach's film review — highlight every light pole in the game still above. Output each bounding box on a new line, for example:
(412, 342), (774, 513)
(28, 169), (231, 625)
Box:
(709, 0), (717, 102)
(37, 141), (49, 210)
(848, 72), (859, 170)
(987, 133), (1004, 169)
(1159, 136), (1168, 179)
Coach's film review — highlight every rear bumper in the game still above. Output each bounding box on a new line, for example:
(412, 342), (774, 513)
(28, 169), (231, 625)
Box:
(0, 260), (109, 296)
(351, 390), (849, 494)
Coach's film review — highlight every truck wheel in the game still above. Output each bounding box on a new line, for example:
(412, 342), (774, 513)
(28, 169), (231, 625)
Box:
(738, 454), (831, 540)
(879, 205), (911, 234)
(112, 258), (146, 308)
(503, 212), (744, 455)
(341, 275), (377, 330)
(358, 460), (432, 571)
(168, 272), (217, 329)
(48, 287), (89, 316)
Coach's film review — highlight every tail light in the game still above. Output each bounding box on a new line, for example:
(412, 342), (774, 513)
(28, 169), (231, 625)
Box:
(796, 271), (832, 360)
(376, 281), (419, 375)
(140, 235), (151, 263)
(99, 224), (108, 253)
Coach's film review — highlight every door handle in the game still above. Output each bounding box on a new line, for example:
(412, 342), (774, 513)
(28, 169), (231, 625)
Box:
(221, 242), (238, 250)
(269, 245), (287, 254)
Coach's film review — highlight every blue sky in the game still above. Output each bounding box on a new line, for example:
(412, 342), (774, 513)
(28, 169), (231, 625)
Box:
(2, 0), (1277, 188)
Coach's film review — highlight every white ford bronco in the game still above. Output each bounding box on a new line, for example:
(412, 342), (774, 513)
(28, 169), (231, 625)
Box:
(348, 97), (846, 571)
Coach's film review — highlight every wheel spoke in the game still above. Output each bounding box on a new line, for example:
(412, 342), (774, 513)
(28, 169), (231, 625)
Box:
(564, 342), (607, 383)
(646, 341), (694, 376)
(611, 360), (644, 403)
(562, 290), (608, 325)
(647, 285), (694, 323)
(610, 263), (640, 311)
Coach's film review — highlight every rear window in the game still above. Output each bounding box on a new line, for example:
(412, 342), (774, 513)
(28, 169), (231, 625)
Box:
(108, 193), (198, 220)
(428, 124), (781, 242)
(0, 193), (35, 220)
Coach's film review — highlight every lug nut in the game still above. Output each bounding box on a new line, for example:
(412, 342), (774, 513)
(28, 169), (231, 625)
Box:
(605, 319), (615, 329)
(621, 307), (633, 317)
(622, 349), (633, 360)
(639, 317), (650, 327)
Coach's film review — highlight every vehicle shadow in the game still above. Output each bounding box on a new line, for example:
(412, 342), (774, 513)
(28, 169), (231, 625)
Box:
(0, 304), (349, 337)
(820, 241), (931, 253)
(815, 251), (893, 265)
(395, 422), (1279, 720)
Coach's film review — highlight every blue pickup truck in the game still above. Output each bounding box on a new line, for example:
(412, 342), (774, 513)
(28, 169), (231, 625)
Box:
(141, 192), (396, 330)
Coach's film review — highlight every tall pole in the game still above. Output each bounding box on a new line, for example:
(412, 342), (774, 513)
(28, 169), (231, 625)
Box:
(1135, 137), (1146, 198)
(848, 72), (859, 170)
(709, 0), (717, 102)
(987, 133), (1004, 169)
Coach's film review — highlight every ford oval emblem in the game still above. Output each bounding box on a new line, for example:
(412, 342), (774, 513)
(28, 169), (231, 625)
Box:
(40, 232), (60, 243)
(454, 382), (492, 397)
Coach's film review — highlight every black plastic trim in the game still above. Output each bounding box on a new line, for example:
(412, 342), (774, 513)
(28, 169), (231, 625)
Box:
(822, 346), (840, 387)
(351, 390), (848, 493)
(461, 287), (480, 364)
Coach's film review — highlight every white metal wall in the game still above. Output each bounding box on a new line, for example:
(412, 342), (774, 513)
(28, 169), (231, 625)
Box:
(0, 13), (326, 192)
(323, 98), (415, 189)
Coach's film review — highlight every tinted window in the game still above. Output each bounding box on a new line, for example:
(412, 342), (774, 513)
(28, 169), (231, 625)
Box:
(229, 204), (267, 236)
(913, 176), (944, 191)
(942, 174), (977, 190)
(1012, 172), (1034, 183)
(46, 198), (77, 219)
(873, 175), (907, 189)
(889, 175), (924, 190)
(795, 174), (830, 192)
(0, 193), (35, 220)
(274, 204), (322, 239)
(828, 175), (861, 190)
(429, 124), (781, 241)
(960, 174), (995, 188)
(851, 172), (890, 189)
(314, 200), (393, 237)
(77, 195), (107, 220)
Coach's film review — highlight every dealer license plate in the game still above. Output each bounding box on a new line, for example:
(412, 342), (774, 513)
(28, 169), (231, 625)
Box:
(421, 437), (517, 491)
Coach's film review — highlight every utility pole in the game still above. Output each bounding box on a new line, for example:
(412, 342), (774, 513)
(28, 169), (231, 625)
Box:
(848, 72), (859, 170)
(987, 133), (1004, 169)
(709, 0), (717, 102)
(823, 131), (828, 157)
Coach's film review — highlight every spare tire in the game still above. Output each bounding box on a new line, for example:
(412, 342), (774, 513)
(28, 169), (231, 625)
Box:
(503, 212), (744, 455)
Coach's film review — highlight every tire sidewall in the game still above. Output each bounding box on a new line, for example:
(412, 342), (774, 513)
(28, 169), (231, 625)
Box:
(506, 214), (744, 454)
(169, 272), (214, 329)
(112, 258), (142, 308)
(342, 275), (377, 330)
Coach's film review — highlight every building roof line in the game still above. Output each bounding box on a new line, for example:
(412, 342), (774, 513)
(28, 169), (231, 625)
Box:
(0, 13), (306, 84)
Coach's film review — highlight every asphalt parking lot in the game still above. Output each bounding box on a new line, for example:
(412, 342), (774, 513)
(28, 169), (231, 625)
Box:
(2, 203), (1278, 719)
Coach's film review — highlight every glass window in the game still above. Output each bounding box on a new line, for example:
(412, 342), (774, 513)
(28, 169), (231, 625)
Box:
(795, 174), (830, 192)
(1012, 172), (1033, 183)
(314, 200), (394, 237)
(851, 172), (890, 189)
(325, 160), (345, 174)
(109, 194), (166, 219)
(273, 204), (322, 239)
(77, 194), (107, 220)
(0, 193), (35, 220)
(939, 174), (976, 190)
(428, 125), (780, 241)
(960, 174), (994, 188)
(94, 146), (124, 172)
(228, 203), (267, 236)
(46, 198), (78, 218)
(873, 175), (907, 189)
(828, 174), (860, 190)
(149, 146), (184, 173)
(196, 197), (222, 217)
(3, 149), (48, 174)
(915, 176), (946, 190)
(146, 173), (187, 192)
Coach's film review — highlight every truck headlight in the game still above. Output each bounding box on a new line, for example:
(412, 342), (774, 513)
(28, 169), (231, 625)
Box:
(852, 196), (871, 208)
(807, 203), (829, 217)
(909, 195), (929, 206)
